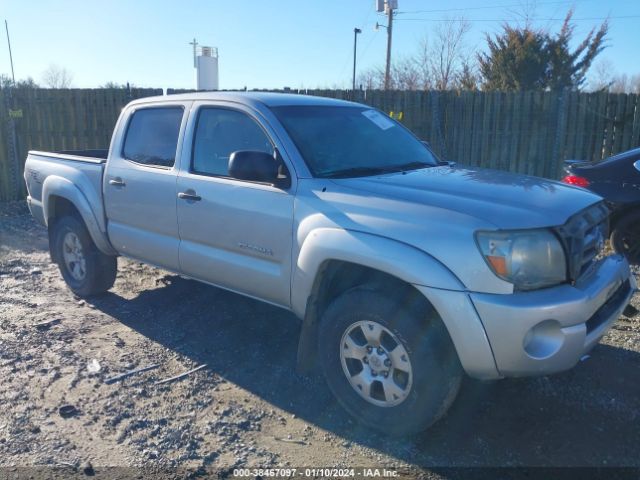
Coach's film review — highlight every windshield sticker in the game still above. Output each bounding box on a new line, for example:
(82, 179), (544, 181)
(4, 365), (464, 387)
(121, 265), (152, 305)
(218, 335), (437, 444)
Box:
(361, 110), (395, 130)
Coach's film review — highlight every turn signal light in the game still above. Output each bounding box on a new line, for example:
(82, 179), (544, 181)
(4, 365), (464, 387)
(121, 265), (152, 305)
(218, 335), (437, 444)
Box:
(487, 255), (508, 276)
(562, 175), (590, 188)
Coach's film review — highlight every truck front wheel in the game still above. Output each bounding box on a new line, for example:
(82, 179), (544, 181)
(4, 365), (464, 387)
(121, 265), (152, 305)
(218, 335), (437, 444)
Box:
(318, 287), (462, 436)
(52, 216), (117, 296)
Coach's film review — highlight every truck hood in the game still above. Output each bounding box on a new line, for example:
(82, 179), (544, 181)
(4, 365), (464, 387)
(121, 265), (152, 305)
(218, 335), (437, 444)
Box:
(330, 165), (603, 229)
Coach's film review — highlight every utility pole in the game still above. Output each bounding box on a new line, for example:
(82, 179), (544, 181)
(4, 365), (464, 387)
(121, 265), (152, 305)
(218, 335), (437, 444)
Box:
(384, 3), (394, 90)
(352, 28), (361, 91)
(4, 20), (20, 200)
(5, 20), (16, 85)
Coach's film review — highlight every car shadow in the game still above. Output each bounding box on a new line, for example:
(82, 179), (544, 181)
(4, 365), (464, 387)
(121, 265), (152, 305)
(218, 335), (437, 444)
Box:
(90, 274), (640, 468)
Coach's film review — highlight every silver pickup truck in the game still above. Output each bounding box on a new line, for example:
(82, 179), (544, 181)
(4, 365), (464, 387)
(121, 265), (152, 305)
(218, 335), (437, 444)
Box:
(24, 92), (636, 435)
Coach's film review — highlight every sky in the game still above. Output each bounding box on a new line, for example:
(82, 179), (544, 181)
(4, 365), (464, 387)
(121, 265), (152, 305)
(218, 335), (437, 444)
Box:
(1, 0), (639, 90)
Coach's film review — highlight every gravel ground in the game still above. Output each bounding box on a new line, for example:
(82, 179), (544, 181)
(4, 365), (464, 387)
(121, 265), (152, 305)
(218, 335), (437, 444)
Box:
(0, 200), (639, 477)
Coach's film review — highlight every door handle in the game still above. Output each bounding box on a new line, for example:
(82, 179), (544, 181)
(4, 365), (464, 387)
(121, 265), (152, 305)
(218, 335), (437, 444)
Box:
(178, 191), (202, 202)
(108, 177), (126, 187)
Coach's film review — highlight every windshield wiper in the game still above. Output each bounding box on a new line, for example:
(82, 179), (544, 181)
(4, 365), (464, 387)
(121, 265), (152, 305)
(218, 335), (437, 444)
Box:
(321, 166), (391, 178)
(386, 161), (435, 173)
(322, 162), (436, 179)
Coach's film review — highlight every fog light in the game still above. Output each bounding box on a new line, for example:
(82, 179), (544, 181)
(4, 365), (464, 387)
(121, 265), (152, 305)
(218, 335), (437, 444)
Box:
(523, 320), (565, 359)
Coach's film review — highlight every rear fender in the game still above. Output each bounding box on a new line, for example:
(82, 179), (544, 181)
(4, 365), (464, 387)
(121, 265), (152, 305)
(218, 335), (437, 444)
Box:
(42, 176), (116, 255)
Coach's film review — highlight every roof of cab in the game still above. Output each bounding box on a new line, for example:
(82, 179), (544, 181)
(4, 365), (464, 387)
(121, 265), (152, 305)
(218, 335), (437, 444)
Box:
(127, 91), (361, 109)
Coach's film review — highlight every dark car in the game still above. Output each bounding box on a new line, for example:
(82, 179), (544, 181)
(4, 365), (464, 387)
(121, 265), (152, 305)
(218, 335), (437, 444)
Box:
(562, 147), (640, 264)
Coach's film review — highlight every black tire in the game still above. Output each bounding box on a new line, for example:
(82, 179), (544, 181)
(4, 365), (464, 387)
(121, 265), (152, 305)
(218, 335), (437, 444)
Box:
(610, 210), (640, 265)
(52, 215), (117, 296)
(318, 286), (462, 436)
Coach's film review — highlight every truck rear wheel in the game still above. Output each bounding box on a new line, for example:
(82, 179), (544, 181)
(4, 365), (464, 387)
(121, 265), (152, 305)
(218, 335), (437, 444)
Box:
(318, 287), (462, 436)
(52, 216), (117, 296)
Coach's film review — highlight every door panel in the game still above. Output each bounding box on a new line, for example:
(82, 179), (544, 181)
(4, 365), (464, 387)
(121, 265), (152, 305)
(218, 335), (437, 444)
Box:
(105, 163), (180, 270)
(176, 105), (294, 306)
(104, 104), (189, 271)
(177, 177), (293, 305)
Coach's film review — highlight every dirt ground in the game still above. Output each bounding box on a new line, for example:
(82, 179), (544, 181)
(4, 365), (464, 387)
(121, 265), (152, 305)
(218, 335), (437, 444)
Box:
(1, 200), (639, 477)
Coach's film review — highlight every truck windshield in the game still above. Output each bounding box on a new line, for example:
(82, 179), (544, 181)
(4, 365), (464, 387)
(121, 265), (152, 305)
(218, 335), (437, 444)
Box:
(270, 105), (438, 178)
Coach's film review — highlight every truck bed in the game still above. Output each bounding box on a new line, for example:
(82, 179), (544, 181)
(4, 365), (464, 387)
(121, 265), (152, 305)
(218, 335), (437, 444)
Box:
(29, 149), (109, 164)
(24, 150), (108, 237)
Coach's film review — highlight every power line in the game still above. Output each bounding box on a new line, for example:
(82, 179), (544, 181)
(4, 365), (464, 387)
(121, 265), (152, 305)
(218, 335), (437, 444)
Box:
(397, 0), (592, 15)
(359, 29), (380, 63)
(395, 15), (639, 22)
(360, 3), (375, 31)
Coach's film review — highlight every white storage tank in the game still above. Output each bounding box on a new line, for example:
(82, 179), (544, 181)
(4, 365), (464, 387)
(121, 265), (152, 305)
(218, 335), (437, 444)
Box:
(196, 46), (219, 91)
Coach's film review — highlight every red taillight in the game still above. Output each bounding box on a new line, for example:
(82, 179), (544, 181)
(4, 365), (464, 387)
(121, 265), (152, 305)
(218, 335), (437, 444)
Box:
(562, 175), (590, 188)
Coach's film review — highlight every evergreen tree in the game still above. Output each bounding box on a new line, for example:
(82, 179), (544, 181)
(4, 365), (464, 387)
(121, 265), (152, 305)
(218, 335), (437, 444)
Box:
(546, 10), (608, 90)
(479, 10), (608, 91)
(457, 62), (479, 90)
(478, 27), (548, 90)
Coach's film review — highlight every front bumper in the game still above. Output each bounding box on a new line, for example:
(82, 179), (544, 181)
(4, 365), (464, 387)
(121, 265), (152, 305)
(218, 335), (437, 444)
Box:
(471, 254), (636, 377)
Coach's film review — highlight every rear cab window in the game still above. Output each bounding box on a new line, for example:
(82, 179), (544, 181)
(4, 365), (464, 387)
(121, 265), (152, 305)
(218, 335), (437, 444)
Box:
(122, 107), (184, 167)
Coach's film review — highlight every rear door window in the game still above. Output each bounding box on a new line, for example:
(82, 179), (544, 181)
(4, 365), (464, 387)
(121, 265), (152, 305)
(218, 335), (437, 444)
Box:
(122, 107), (184, 167)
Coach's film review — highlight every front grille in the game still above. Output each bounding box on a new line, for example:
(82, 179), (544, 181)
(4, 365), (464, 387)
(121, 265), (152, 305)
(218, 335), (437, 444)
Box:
(555, 202), (609, 282)
(585, 280), (630, 335)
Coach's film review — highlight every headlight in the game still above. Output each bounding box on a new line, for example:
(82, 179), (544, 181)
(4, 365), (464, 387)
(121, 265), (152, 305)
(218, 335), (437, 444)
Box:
(475, 229), (567, 291)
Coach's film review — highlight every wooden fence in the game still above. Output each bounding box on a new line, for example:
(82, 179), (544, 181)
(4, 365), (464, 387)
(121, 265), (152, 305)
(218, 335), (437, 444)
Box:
(0, 88), (162, 202)
(1, 88), (639, 202)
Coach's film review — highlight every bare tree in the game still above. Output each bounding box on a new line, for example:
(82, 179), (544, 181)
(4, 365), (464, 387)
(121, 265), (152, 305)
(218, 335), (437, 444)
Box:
(391, 57), (423, 90)
(101, 81), (125, 88)
(608, 73), (640, 94)
(358, 60), (423, 90)
(42, 64), (73, 88)
(357, 66), (385, 90)
(1, 74), (39, 89)
(588, 58), (615, 91)
(357, 17), (472, 91)
(630, 74), (640, 94)
(609, 74), (629, 94)
(429, 17), (472, 90)
(505, 0), (539, 29)
(587, 59), (640, 93)
(415, 37), (433, 90)
(0, 74), (14, 88)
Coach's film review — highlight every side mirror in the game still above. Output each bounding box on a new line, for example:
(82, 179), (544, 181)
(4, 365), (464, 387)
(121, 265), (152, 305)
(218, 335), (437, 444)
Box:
(228, 150), (280, 184)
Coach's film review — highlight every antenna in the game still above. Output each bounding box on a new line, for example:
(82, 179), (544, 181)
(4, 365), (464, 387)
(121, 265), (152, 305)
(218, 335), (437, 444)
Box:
(188, 38), (198, 68)
(5, 20), (16, 85)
